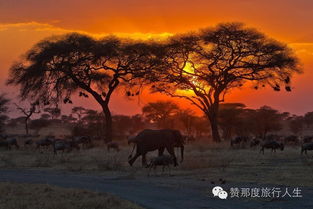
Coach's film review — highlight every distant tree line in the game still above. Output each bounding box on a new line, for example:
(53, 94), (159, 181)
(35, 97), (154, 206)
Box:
(2, 99), (313, 142)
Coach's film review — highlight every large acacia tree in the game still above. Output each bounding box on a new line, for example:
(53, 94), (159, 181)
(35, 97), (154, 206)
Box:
(150, 23), (301, 142)
(7, 33), (159, 141)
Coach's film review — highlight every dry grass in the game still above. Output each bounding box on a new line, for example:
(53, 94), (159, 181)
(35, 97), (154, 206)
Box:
(0, 182), (144, 209)
(1, 141), (313, 186)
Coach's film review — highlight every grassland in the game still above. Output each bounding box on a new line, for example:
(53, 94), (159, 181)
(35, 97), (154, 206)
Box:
(1, 141), (313, 187)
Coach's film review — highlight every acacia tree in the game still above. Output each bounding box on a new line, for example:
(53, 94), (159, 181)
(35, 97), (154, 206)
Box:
(14, 102), (40, 135)
(44, 107), (61, 119)
(252, 106), (288, 139)
(72, 106), (87, 122)
(218, 103), (246, 140)
(288, 115), (305, 135)
(150, 23), (300, 142)
(304, 112), (313, 128)
(142, 100), (180, 128)
(7, 33), (159, 141)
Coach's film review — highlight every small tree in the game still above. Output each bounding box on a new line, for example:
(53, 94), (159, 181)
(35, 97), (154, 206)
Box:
(288, 116), (305, 135)
(142, 100), (180, 128)
(304, 112), (313, 128)
(252, 106), (288, 139)
(149, 23), (300, 142)
(14, 102), (40, 135)
(72, 106), (87, 122)
(218, 103), (246, 140)
(175, 109), (197, 136)
(43, 107), (61, 119)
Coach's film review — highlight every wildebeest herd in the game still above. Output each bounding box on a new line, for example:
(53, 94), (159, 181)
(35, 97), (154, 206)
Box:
(1, 130), (313, 175)
(230, 134), (313, 155)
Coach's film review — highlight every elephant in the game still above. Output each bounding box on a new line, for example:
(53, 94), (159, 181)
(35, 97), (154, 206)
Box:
(128, 129), (184, 167)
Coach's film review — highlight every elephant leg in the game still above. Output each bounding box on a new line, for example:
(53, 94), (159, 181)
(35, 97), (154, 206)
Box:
(166, 146), (178, 166)
(128, 152), (141, 166)
(158, 147), (165, 156)
(142, 153), (147, 167)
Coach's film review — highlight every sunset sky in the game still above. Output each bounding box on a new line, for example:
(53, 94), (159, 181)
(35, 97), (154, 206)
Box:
(1, 0), (313, 116)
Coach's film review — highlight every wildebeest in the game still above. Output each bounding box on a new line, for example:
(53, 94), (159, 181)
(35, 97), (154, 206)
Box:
(53, 140), (80, 155)
(284, 135), (299, 145)
(147, 155), (174, 176)
(250, 138), (261, 148)
(0, 140), (10, 150)
(128, 129), (184, 167)
(7, 138), (19, 149)
(230, 136), (249, 148)
(24, 139), (33, 147)
(260, 141), (284, 154)
(302, 136), (313, 144)
(35, 137), (55, 150)
(72, 136), (92, 148)
(301, 142), (313, 155)
(107, 141), (120, 152)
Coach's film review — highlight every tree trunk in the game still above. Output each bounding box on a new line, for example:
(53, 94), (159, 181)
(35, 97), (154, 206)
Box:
(25, 118), (29, 135)
(209, 115), (221, 142)
(102, 104), (112, 142)
(207, 103), (221, 142)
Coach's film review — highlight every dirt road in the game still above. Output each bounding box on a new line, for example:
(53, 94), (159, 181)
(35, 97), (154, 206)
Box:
(0, 169), (312, 209)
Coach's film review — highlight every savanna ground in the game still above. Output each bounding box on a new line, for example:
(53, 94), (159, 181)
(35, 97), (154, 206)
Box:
(0, 182), (143, 209)
(1, 140), (313, 187)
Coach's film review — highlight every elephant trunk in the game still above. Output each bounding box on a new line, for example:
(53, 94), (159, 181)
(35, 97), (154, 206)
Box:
(180, 145), (184, 163)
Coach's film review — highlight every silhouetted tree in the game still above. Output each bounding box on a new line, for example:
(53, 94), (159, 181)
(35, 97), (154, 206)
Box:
(0, 94), (10, 133)
(129, 114), (146, 134)
(149, 23), (300, 142)
(29, 118), (51, 134)
(218, 103), (246, 140)
(142, 100), (180, 128)
(252, 106), (288, 139)
(43, 107), (61, 119)
(14, 102), (40, 134)
(71, 106), (87, 122)
(60, 114), (77, 124)
(175, 109), (197, 136)
(288, 115), (305, 135)
(7, 33), (158, 141)
(304, 112), (313, 128)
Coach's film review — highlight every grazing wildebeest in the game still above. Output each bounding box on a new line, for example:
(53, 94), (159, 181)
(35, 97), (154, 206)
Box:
(6, 138), (19, 149)
(230, 136), (249, 148)
(301, 142), (313, 155)
(0, 140), (10, 150)
(72, 136), (92, 148)
(250, 138), (261, 148)
(35, 137), (55, 150)
(107, 141), (120, 152)
(147, 155), (174, 176)
(0, 138), (19, 150)
(284, 135), (299, 145)
(128, 129), (184, 167)
(24, 139), (33, 147)
(302, 136), (313, 144)
(53, 140), (80, 155)
(260, 141), (284, 154)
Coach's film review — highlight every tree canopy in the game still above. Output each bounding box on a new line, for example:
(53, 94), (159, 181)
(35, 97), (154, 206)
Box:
(148, 23), (301, 141)
(7, 33), (160, 141)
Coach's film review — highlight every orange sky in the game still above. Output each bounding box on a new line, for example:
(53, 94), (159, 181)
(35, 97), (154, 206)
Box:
(1, 0), (313, 116)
